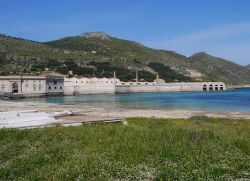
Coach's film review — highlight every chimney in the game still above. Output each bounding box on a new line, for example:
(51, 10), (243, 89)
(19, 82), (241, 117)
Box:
(136, 71), (138, 84)
(113, 71), (116, 85)
(156, 72), (159, 81)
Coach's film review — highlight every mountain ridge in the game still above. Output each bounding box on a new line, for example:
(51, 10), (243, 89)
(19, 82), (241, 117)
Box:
(0, 32), (249, 84)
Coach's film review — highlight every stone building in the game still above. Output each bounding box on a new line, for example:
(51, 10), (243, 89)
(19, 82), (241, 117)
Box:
(64, 76), (121, 95)
(46, 77), (64, 96)
(0, 76), (46, 97)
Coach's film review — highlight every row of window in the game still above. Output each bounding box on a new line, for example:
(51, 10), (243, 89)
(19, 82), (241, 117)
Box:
(48, 86), (63, 90)
(75, 81), (118, 84)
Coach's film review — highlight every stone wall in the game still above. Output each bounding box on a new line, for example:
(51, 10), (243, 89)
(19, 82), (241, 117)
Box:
(116, 82), (226, 93)
(0, 76), (46, 96)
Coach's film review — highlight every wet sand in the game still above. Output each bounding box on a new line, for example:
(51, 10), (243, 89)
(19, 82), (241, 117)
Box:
(1, 101), (250, 120)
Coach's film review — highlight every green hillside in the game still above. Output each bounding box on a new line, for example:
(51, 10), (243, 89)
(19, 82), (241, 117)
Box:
(188, 52), (250, 84)
(0, 32), (250, 84)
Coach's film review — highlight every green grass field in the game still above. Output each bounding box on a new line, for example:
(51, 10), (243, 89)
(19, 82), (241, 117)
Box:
(0, 117), (249, 180)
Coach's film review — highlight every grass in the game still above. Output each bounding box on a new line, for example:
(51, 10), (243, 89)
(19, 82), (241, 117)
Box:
(0, 117), (249, 180)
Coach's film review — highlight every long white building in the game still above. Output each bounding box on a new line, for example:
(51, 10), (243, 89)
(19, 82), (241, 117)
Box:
(64, 72), (226, 95)
(64, 77), (121, 95)
(0, 74), (226, 97)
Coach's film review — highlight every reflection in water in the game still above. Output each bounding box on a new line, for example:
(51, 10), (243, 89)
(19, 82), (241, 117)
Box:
(16, 88), (250, 112)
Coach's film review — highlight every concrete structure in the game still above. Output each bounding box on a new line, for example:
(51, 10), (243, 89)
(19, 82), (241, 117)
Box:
(63, 72), (226, 95)
(46, 77), (64, 96)
(0, 76), (46, 97)
(64, 76), (121, 95)
(116, 82), (226, 93)
(0, 74), (226, 97)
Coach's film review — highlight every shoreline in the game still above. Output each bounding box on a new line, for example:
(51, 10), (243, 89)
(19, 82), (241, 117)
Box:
(1, 101), (250, 120)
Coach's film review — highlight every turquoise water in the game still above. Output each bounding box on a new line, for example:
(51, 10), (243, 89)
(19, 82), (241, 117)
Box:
(17, 88), (250, 112)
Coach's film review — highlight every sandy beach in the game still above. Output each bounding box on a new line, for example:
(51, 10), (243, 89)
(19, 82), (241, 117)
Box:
(1, 100), (250, 120)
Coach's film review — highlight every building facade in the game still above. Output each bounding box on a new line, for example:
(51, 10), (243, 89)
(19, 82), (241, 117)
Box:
(64, 77), (121, 95)
(0, 76), (46, 97)
(46, 77), (64, 96)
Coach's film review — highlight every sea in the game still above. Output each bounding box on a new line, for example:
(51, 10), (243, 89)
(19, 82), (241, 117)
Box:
(16, 88), (250, 112)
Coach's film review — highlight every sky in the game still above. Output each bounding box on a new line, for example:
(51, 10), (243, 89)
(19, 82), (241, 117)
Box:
(0, 0), (250, 65)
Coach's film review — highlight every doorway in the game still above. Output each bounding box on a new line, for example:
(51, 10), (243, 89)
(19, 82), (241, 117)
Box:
(12, 82), (19, 93)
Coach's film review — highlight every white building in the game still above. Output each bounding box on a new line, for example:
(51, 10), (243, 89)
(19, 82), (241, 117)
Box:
(0, 76), (46, 97)
(64, 76), (121, 95)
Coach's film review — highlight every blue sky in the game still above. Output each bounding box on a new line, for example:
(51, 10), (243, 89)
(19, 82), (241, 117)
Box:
(0, 0), (250, 65)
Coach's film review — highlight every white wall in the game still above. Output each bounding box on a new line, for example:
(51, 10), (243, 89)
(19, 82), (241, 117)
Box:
(0, 76), (46, 96)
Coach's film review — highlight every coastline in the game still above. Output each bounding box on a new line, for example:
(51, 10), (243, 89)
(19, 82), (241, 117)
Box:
(1, 100), (250, 120)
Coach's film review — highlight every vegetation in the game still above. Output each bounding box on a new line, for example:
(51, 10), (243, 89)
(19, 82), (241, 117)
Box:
(0, 117), (249, 180)
(1, 33), (250, 84)
(148, 62), (192, 82)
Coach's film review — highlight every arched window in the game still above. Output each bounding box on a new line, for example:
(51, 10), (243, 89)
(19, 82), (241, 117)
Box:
(215, 85), (219, 91)
(203, 85), (207, 91)
(209, 84), (213, 91)
(48, 86), (52, 90)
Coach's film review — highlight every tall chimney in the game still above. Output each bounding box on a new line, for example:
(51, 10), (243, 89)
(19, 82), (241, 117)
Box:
(156, 72), (159, 81)
(113, 71), (116, 85)
(136, 71), (138, 84)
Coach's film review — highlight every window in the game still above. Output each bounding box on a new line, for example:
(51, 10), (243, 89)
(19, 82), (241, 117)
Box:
(33, 84), (36, 91)
(54, 87), (57, 90)
(53, 80), (57, 85)
(60, 86), (63, 90)
(1, 84), (5, 92)
(39, 84), (42, 91)
(48, 86), (52, 90)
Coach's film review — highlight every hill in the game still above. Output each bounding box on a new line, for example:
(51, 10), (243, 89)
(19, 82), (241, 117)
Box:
(0, 32), (250, 84)
(188, 52), (250, 84)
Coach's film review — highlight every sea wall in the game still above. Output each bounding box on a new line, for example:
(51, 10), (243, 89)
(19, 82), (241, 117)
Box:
(115, 82), (226, 93)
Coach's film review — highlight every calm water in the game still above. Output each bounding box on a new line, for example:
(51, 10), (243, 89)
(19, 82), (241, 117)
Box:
(17, 88), (250, 112)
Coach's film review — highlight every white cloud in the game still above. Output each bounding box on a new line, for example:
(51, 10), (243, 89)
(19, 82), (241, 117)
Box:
(148, 22), (250, 65)
(166, 22), (250, 47)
